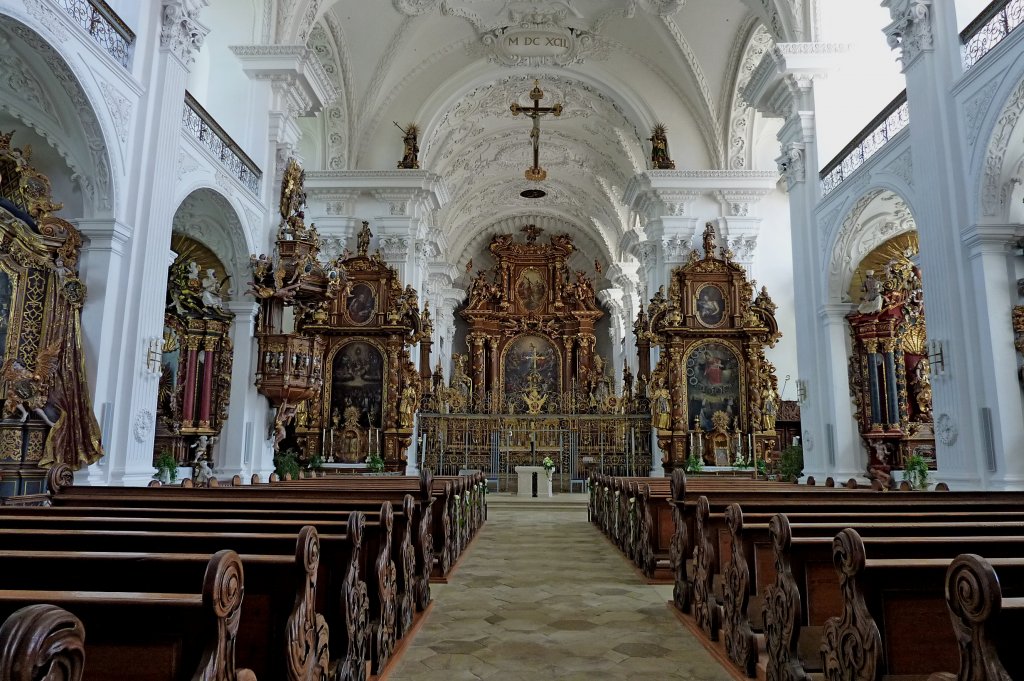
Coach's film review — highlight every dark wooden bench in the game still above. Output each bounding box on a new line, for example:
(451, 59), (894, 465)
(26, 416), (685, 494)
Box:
(0, 506), (399, 678)
(0, 550), (257, 681)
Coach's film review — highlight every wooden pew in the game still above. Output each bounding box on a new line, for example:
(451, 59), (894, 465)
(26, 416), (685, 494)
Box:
(929, 553), (1024, 681)
(0, 527), (329, 681)
(45, 470), (433, 615)
(0, 510), (373, 681)
(0, 604), (85, 680)
(0, 550), (257, 681)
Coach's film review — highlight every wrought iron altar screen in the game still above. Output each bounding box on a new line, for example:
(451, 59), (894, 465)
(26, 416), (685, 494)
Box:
(417, 413), (652, 491)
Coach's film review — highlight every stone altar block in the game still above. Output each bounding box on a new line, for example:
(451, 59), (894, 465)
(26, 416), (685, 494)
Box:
(515, 465), (551, 497)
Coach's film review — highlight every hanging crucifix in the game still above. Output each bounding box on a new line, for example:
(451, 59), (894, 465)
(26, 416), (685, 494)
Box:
(510, 80), (562, 182)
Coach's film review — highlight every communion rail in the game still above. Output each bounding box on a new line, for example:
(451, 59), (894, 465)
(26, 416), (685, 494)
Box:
(417, 413), (653, 492)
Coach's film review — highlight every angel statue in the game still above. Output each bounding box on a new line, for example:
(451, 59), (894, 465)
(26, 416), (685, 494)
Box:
(2, 344), (60, 426)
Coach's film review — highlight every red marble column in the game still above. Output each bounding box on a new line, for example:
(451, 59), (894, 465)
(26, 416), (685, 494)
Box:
(199, 347), (216, 427)
(181, 343), (200, 427)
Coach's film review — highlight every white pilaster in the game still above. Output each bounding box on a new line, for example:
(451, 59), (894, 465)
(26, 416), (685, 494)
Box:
(107, 1), (210, 486)
(215, 301), (262, 479)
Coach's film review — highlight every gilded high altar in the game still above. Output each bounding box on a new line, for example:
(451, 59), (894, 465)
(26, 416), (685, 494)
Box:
(636, 223), (782, 472)
(458, 226), (604, 411)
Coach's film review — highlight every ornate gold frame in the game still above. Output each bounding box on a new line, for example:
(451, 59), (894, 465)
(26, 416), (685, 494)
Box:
(498, 332), (564, 398)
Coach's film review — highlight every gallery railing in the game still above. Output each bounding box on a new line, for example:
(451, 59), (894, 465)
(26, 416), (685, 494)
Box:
(819, 90), (909, 196)
(961, 0), (1024, 69)
(418, 412), (653, 492)
(56, 0), (135, 69)
(183, 92), (262, 195)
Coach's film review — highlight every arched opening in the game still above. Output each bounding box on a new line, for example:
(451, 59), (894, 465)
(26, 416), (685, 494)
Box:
(830, 189), (931, 485)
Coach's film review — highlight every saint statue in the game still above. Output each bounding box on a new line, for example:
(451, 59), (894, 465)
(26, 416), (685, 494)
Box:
(702, 222), (717, 259)
(357, 220), (372, 257)
(857, 270), (884, 315)
(762, 385), (779, 432)
(648, 123), (675, 170)
(395, 122), (420, 169)
(651, 376), (671, 430)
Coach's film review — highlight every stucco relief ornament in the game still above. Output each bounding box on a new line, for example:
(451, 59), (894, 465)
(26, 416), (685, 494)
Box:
(802, 430), (813, 452)
(134, 410), (155, 443)
(936, 413), (957, 446)
(160, 0), (211, 67)
(882, 0), (933, 68)
(775, 144), (805, 190)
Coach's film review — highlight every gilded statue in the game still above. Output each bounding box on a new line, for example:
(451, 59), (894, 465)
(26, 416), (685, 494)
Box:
(761, 385), (779, 433)
(399, 382), (417, 428)
(395, 122), (420, 169)
(651, 376), (671, 430)
(522, 386), (547, 414)
(648, 123), (675, 170)
(911, 358), (933, 420)
(702, 222), (717, 259)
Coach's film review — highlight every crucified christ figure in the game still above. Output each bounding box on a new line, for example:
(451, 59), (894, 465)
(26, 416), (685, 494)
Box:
(510, 80), (562, 182)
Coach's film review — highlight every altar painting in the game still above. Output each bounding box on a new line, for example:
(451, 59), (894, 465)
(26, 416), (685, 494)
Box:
(329, 341), (384, 462)
(345, 282), (376, 325)
(503, 334), (559, 397)
(515, 268), (546, 312)
(685, 342), (741, 432)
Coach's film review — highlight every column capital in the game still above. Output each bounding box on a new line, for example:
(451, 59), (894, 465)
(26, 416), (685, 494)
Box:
(231, 45), (338, 117)
(223, 300), (260, 320)
(818, 302), (857, 320)
(160, 0), (210, 68)
(742, 43), (846, 121)
(961, 223), (1016, 255)
(881, 0), (933, 70)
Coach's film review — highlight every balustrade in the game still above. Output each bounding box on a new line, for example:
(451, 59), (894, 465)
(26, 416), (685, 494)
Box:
(56, 0), (134, 68)
(183, 92), (262, 195)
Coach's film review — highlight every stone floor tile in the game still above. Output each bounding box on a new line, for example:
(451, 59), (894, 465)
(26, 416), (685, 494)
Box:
(385, 501), (735, 681)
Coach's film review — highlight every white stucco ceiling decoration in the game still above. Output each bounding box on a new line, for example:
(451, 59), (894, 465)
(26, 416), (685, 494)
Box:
(296, 0), (811, 265)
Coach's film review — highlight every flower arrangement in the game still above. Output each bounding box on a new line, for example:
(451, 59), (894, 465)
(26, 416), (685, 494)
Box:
(153, 452), (178, 484)
(365, 451), (385, 474)
(542, 456), (555, 479)
(902, 453), (933, 490)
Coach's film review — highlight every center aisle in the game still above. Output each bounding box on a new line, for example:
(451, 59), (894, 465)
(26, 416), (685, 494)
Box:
(388, 496), (735, 681)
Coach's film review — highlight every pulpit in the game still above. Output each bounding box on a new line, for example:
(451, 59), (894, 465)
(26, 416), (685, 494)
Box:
(515, 465), (551, 497)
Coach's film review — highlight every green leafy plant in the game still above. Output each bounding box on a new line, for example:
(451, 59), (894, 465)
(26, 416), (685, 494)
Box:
(902, 453), (933, 490)
(365, 451), (385, 474)
(684, 453), (704, 474)
(153, 452), (178, 483)
(307, 453), (324, 471)
(779, 444), (804, 483)
(274, 448), (301, 480)
(756, 458), (768, 477)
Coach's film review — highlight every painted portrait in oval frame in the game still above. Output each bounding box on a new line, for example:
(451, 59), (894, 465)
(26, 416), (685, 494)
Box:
(695, 283), (726, 328)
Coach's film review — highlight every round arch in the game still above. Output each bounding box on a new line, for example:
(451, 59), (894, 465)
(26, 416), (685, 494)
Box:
(973, 50), (1024, 223)
(170, 187), (254, 297)
(0, 11), (118, 219)
(826, 186), (919, 304)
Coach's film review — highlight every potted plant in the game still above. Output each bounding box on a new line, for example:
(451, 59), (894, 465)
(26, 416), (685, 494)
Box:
(153, 452), (178, 485)
(684, 452), (704, 474)
(902, 453), (933, 490)
(273, 448), (301, 481)
(779, 444), (804, 483)
(365, 451), (385, 474)
(307, 452), (324, 476)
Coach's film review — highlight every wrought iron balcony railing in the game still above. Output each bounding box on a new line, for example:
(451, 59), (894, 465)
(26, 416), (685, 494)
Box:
(56, 0), (135, 69)
(183, 92), (262, 195)
(961, 0), (1024, 69)
(819, 90), (909, 196)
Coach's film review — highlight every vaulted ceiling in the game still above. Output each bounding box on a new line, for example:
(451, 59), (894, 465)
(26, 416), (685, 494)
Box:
(294, 0), (812, 265)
